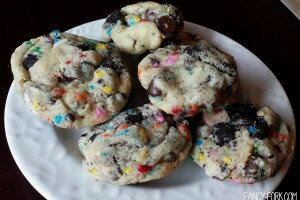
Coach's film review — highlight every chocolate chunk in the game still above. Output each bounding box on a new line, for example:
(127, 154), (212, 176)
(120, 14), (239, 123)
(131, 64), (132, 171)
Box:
(155, 16), (177, 35)
(81, 133), (87, 137)
(49, 98), (56, 105)
(163, 114), (175, 127)
(226, 103), (258, 125)
(76, 42), (94, 51)
(97, 79), (103, 84)
(149, 57), (160, 66)
(22, 54), (38, 69)
(183, 47), (195, 57)
(57, 75), (76, 83)
(244, 156), (259, 178)
(206, 75), (211, 83)
(164, 151), (177, 162)
(221, 166), (226, 172)
(126, 113), (144, 124)
(251, 118), (271, 139)
(106, 10), (123, 24)
(120, 92), (127, 99)
(144, 9), (156, 20)
(183, 42), (237, 76)
(89, 134), (98, 142)
(112, 155), (123, 174)
(232, 141), (237, 147)
(179, 110), (188, 118)
(213, 123), (236, 146)
(65, 113), (75, 122)
(100, 59), (124, 76)
(147, 80), (162, 97)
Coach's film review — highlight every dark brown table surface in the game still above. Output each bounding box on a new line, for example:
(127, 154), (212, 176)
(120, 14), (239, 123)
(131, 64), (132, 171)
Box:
(0, 0), (299, 199)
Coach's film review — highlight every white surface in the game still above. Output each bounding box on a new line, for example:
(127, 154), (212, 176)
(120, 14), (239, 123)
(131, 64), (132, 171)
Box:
(280, 0), (300, 20)
(5, 19), (296, 200)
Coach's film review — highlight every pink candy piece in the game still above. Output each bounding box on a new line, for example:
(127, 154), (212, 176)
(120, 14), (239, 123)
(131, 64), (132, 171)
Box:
(96, 108), (105, 119)
(156, 115), (165, 122)
(153, 52), (180, 67)
(209, 150), (219, 157)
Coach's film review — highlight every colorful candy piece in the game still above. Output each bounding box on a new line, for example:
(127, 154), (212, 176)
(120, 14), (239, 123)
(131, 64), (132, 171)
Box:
(138, 164), (153, 173)
(124, 167), (133, 175)
(54, 114), (64, 124)
(155, 114), (165, 122)
(198, 153), (205, 161)
(171, 107), (182, 115)
(96, 108), (106, 119)
(223, 156), (232, 165)
(103, 87), (113, 93)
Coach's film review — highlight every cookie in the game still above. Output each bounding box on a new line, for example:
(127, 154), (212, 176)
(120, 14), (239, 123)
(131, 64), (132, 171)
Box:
(102, 1), (183, 55)
(138, 39), (237, 118)
(78, 103), (191, 185)
(189, 103), (290, 183)
(11, 30), (131, 128)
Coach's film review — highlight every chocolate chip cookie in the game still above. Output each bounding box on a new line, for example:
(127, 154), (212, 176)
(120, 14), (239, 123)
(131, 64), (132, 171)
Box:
(102, 1), (183, 55)
(189, 103), (290, 183)
(138, 39), (237, 117)
(11, 30), (131, 128)
(78, 103), (191, 184)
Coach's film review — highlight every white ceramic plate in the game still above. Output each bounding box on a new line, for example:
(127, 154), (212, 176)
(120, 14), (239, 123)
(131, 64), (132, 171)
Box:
(5, 19), (296, 200)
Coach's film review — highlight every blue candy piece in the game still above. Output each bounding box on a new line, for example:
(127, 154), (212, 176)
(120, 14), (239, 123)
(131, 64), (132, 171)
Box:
(101, 152), (109, 157)
(51, 30), (60, 37)
(89, 85), (95, 90)
(126, 109), (133, 115)
(195, 139), (203, 145)
(54, 38), (60, 44)
(106, 28), (112, 37)
(248, 126), (256, 134)
(54, 114), (64, 124)
(117, 129), (129, 136)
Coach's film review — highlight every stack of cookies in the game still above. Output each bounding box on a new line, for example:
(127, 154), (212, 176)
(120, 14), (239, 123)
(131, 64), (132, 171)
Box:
(10, 1), (290, 185)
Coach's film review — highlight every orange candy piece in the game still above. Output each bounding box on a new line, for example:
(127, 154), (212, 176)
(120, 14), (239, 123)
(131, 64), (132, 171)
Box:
(75, 93), (86, 101)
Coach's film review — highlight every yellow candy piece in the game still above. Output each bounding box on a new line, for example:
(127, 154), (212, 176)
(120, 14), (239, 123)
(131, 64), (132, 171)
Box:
(166, 7), (172, 13)
(33, 101), (40, 110)
(198, 153), (205, 161)
(139, 128), (148, 142)
(136, 149), (149, 162)
(103, 87), (113, 93)
(96, 43), (106, 50)
(124, 167), (133, 175)
(89, 168), (97, 176)
(223, 156), (232, 165)
(132, 15), (141, 22)
(95, 71), (103, 78)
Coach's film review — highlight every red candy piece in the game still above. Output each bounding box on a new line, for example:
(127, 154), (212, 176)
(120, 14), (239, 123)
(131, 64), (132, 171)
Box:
(179, 124), (191, 140)
(214, 108), (222, 114)
(52, 89), (65, 94)
(138, 165), (153, 173)
(79, 54), (87, 58)
(140, 19), (151, 22)
(65, 60), (71, 64)
(171, 107), (182, 115)
(189, 105), (199, 116)
(51, 89), (65, 99)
